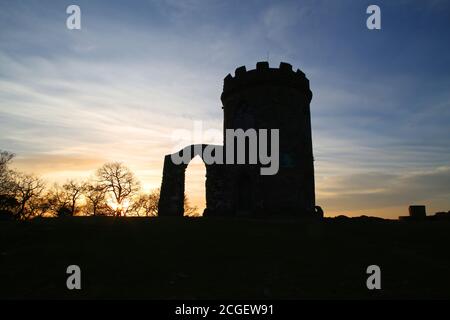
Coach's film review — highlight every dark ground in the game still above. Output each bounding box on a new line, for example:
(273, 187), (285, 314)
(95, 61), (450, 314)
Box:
(1, 216), (449, 299)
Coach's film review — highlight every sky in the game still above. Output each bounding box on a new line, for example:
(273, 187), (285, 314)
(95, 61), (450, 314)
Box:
(0, 0), (449, 218)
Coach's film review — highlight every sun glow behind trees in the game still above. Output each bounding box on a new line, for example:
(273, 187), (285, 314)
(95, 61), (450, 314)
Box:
(0, 150), (194, 219)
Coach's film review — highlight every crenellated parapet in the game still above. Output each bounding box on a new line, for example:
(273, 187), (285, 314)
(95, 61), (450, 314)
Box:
(221, 61), (312, 101)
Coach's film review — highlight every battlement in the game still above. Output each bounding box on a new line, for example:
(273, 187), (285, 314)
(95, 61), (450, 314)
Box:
(221, 61), (312, 101)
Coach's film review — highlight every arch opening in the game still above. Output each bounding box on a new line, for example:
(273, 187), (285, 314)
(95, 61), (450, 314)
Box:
(184, 155), (206, 217)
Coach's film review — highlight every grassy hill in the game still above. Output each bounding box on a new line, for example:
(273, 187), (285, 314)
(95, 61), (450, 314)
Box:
(1, 216), (449, 299)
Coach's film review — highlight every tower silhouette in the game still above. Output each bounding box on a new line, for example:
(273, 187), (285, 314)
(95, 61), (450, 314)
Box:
(158, 62), (316, 217)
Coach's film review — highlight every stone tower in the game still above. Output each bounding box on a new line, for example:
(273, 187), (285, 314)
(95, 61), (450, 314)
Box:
(158, 61), (316, 217)
(220, 61), (315, 217)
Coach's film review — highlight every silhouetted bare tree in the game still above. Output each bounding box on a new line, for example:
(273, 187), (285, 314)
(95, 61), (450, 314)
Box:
(46, 183), (72, 217)
(84, 180), (107, 216)
(63, 180), (85, 216)
(12, 172), (45, 220)
(1, 151), (181, 219)
(0, 150), (15, 195)
(46, 181), (85, 217)
(184, 194), (199, 217)
(96, 162), (140, 216)
(132, 188), (160, 217)
(0, 150), (17, 219)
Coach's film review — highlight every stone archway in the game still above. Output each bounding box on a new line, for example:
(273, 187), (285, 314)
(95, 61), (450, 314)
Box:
(158, 144), (225, 217)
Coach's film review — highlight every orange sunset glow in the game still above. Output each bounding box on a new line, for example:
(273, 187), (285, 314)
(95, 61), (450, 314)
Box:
(1, 1), (450, 219)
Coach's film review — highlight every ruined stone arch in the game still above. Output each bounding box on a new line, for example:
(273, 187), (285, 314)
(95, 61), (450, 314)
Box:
(158, 144), (225, 217)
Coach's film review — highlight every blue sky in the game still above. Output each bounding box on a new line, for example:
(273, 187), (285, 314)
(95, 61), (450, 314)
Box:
(0, 0), (449, 217)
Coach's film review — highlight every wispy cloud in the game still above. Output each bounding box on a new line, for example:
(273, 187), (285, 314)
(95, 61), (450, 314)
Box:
(1, 0), (449, 217)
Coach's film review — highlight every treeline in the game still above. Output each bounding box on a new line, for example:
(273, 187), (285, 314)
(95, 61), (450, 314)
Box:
(0, 150), (197, 220)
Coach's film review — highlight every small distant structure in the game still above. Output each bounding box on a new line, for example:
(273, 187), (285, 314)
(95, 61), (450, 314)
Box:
(433, 211), (450, 220)
(409, 205), (427, 218)
(399, 205), (450, 221)
(399, 205), (427, 221)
